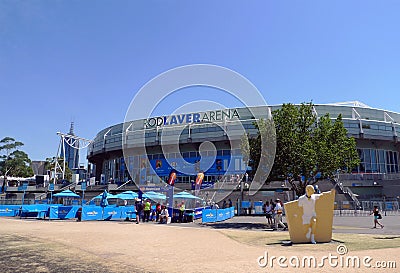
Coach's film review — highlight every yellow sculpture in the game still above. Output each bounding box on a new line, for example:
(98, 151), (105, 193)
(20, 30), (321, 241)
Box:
(285, 185), (335, 244)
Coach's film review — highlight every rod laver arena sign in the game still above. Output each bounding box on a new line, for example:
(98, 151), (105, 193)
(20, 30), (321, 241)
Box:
(144, 109), (240, 128)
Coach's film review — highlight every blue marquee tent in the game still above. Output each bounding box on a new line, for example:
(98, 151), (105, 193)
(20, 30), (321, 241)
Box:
(53, 190), (80, 198)
(113, 191), (138, 200)
(173, 191), (202, 200)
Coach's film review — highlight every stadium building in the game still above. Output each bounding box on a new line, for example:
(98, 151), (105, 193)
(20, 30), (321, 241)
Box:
(87, 101), (400, 205)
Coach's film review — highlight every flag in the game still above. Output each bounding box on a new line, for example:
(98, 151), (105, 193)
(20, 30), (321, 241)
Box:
(195, 172), (204, 185)
(195, 172), (204, 194)
(167, 170), (176, 186)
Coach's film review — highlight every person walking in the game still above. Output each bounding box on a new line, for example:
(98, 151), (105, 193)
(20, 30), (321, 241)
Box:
(270, 200), (276, 227)
(274, 199), (286, 231)
(265, 201), (273, 228)
(370, 205), (384, 228)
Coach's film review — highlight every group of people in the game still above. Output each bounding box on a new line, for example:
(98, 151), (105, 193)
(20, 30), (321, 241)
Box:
(221, 199), (233, 209)
(264, 198), (287, 231)
(134, 199), (169, 224)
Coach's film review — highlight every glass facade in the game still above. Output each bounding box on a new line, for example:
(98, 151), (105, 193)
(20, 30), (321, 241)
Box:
(102, 149), (247, 184)
(356, 148), (399, 174)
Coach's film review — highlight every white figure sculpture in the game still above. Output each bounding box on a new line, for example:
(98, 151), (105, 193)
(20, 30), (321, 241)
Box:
(297, 185), (326, 244)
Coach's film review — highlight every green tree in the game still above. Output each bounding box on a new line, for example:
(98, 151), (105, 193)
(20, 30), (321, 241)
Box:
(0, 137), (34, 192)
(244, 103), (360, 196)
(241, 118), (276, 186)
(272, 102), (359, 196)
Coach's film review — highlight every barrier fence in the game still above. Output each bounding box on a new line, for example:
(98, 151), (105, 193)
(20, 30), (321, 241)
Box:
(202, 207), (235, 223)
(334, 200), (400, 216)
(0, 204), (137, 220)
(0, 204), (210, 222)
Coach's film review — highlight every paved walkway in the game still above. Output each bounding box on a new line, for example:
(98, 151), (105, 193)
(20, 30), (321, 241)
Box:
(200, 215), (400, 235)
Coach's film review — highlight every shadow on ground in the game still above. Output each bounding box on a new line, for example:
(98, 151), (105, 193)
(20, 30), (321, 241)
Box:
(201, 222), (271, 230)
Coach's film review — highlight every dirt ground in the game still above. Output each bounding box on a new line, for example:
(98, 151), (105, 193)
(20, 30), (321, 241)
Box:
(0, 217), (398, 273)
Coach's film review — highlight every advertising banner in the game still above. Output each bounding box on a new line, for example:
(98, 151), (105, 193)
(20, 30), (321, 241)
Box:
(241, 201), (251, 209)
(49, 205), (79, 219)
(0, 205), (20, 217)
(216, 210), (225, 222)
(19, 204), (49, 218)
(82, 206), (103, 221)
(120, 206), (136, 220)
(202, 209), (217, 223)
(102, 206), (120, 220)
(254, 201), (264, 215)
(194, 207), (204, 219)
(202, 207), (235, 223)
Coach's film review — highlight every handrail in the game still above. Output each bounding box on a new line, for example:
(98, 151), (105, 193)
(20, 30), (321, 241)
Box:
(344, 186), (361, 208)
(331, 175), (361, 208)
(35, 181), (78, 200)
(115, 180), (133, 190)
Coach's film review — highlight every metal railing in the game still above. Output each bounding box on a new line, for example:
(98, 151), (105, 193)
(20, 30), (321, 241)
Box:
(344, 187), (361, 208)
(334, 200), (399, 216)
(339, 173), (400, 181)
(35, 181), (79, 200)
(332, 175), (361, 208)
(0, 198), (37, 205)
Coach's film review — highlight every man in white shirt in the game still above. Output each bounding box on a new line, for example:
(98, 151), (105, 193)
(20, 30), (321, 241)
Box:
(274, 199), (286, 230)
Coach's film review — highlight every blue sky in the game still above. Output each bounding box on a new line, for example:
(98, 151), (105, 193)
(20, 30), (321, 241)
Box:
(1, 1), (399, 162)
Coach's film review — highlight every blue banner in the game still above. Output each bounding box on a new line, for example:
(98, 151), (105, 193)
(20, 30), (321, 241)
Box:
(254, 201), (264, 215)
(103, 206), (121, 220)
(119, 206), (136, 220)
(241, 201), (251, 209)
(216, 210), (225, 222)
(202, 207), (235, 223)
(81, 206), (136, 221)
(82, 206), (103, 221)
(194, 207), (204, 219)
(191, 181), (214, 190)
(0, 205), (20, 217)
(19, 204), (50, 218)
(49, 206), (80, 219)
(202, 209), (217, 223)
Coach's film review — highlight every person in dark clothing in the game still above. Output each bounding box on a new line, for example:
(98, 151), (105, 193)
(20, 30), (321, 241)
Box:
(370, 205), (384, 228)
(156, 203), (161, 222)
(135, 199), (143, 224)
